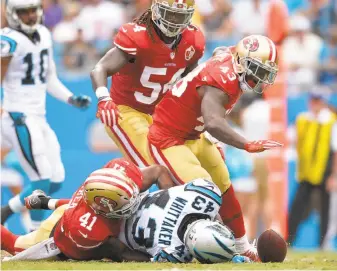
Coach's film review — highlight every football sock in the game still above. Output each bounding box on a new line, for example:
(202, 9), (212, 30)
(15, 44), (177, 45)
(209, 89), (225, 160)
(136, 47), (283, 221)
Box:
(1, 225), (19, 255)
(8, 195), (24, 213)
(219, 185), (246, 238)
(235, 234), (251, 254)
(49, 182), (63, 194)
(30, 210), (45, 227)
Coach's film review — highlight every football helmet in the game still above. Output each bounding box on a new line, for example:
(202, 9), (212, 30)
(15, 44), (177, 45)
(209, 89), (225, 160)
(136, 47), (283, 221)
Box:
(151, 0), (195, 37)
(6, 0), (43, 34)
(83, 168), (141, 219)
(103, 158), (144, 190)
(184, 219), (237, 263)
(233, 35), (278, 93)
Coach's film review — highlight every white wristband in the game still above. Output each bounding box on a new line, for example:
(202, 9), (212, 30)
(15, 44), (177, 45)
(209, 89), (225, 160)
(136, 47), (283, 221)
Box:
(48, 199), (58, 210)
(95, 86), (110, 99)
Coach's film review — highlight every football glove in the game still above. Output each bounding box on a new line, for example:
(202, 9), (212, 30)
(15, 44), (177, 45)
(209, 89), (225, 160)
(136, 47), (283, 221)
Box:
(232, 254), (252, 263)
(68, 95), (91, 109)
(25, 190), (50, 210)
(244, 140), (283, 153)
(96, 96), (121, 127)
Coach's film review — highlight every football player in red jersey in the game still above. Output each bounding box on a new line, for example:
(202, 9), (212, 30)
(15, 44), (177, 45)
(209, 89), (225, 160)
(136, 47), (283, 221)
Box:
(1, 158), (174, 261)
(147, 35), (283, 261)
(90, 0), (205, 167)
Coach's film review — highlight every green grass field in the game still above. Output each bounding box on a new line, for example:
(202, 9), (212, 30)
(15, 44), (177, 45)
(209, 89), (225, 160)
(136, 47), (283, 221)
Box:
(1, 251), (336, 270)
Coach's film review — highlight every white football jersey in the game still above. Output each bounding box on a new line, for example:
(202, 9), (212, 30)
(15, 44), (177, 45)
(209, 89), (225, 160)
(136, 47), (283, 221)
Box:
(1, 25), (53, 115)
(119, 179), (222, 263)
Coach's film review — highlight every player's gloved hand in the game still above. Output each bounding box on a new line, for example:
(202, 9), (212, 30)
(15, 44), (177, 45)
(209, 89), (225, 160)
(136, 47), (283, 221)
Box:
(244, 140), (283, 153)
(24, 190), (50, 210)
(96, 96), (121, 127)
(68, 95), (91, 109)
(232, 254), (251, 263)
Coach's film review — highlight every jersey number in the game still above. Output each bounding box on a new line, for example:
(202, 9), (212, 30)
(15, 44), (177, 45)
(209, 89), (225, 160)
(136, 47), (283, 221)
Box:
(132, 190), (170, 248)
(135, 66), (185, 105)
(79, 212), (97, 231)
(22, 49), (49, 85)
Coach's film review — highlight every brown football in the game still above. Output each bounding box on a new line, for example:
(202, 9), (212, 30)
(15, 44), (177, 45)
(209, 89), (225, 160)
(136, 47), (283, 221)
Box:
(257, 229), (287, 262)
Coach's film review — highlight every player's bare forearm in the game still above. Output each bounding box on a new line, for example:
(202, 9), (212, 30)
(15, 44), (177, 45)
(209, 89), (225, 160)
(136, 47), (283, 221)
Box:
(200, 85), (247, 149)
(141, 165), (175, 191)
(331, 152), (337, 177)
(90, 47), (131, 90)
(1, 56), (12, 84)
(100, 237), (150, 262)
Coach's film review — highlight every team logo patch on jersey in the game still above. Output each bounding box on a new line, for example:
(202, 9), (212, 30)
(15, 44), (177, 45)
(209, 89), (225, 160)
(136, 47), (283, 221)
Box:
(185, 46), (195, 61)
(243, 37), (259, 52)
(170, 52), (176, 60)
(95, 196), (117, 211)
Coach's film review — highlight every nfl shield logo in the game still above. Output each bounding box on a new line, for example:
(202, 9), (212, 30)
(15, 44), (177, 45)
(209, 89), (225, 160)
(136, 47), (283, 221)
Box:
(170, 52), (175, 59)
(185, 46), (195, 61)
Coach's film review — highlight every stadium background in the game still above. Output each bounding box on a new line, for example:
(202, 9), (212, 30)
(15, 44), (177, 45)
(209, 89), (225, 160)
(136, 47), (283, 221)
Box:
(1, 0), (337, 251)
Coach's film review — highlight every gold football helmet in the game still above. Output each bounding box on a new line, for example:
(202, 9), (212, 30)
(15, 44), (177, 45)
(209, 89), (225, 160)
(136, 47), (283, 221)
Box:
(233, 35), (278, 93)
(151, 0), (195, 37)
(83, 168), (140, 219)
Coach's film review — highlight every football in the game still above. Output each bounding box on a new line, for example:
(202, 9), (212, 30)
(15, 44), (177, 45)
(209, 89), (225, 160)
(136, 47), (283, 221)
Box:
(257, 229), (288, 262)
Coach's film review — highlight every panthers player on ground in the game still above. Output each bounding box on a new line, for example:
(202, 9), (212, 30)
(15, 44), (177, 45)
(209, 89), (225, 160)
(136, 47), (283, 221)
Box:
(147, 35), (283, 261)
(120, 178), (249, 263)
(90, 0), (205, 167)
(0, 0), (91, 227)
(1, 158), (174, 260)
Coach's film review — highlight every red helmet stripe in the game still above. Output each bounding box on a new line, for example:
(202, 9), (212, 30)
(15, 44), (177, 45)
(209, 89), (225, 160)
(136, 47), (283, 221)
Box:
(85, 179), (133, 197)
(266, 38), (276, 62)
(90, 169), (134, 191)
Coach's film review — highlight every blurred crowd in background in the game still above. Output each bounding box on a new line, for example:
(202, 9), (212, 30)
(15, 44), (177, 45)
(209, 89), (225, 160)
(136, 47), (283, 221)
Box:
(1, 0), (336, 86)
(1, 0), (337, 249)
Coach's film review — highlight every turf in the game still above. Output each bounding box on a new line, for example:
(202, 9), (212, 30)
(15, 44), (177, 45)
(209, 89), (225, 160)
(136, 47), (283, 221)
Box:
(1, 251), (336, 270)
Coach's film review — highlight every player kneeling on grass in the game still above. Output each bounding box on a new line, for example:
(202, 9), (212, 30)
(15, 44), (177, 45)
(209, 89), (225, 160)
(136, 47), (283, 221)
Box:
(1, 158), (174, 261)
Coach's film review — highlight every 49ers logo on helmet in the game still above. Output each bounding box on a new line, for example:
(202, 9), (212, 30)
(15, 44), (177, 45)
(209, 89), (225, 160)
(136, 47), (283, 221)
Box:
(94, 196), (117, 212)
(243, 37), (259, 52)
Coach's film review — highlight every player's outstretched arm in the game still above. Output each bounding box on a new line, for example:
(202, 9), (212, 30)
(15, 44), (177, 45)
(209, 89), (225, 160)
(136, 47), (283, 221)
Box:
(99, 237), (150, 262)
(46, 54), (90, 109)
(140, 165), (175, 192)
(25, 191), (70, 210)
(200, 85), (248, 149)
(1, 56), (12, 84)
(201, 86), (283, 152)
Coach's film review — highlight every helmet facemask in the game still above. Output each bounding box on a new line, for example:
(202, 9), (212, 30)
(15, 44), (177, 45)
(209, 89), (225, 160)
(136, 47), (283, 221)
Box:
(237, 56), (278, 94)
(151, 1), (194, 37)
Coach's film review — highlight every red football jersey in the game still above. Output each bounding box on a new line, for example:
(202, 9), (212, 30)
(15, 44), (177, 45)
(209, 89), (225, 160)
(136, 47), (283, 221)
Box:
(53, 186), (121, 260)
(112, 22), (205, 115)
(148, 51), (242, 149)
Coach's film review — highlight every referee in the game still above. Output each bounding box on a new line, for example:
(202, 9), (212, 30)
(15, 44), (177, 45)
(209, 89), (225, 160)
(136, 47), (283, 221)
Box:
(288, 92), (337, 247)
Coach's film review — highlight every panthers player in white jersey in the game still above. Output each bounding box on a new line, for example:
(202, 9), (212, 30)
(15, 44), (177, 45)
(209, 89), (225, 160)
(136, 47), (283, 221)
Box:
(0, 0), (91, 228)
(120, 179), (249, 263)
